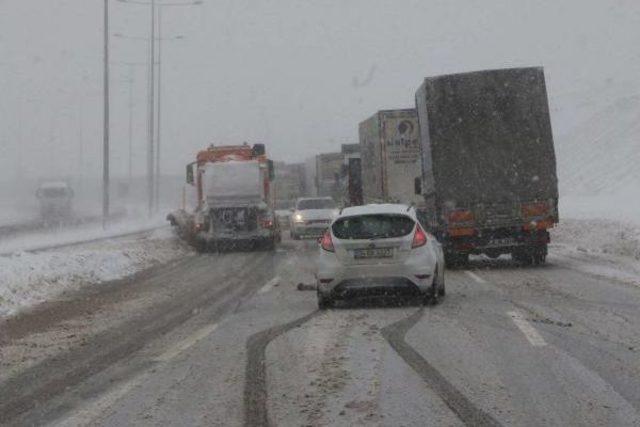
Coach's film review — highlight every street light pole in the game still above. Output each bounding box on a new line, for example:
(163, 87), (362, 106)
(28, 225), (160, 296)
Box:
(147, 0), (156, 217)
(127, 64), (134, 184)
(103, 0), (111, 227)
(155, 5), (162, 212)
(116, 0), (201, 216)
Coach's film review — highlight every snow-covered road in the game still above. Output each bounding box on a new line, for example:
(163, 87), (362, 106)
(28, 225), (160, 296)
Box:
(0, 222), (638, 426)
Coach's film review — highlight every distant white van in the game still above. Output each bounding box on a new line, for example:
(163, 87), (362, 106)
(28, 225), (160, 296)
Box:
(36, 181), (74, 221)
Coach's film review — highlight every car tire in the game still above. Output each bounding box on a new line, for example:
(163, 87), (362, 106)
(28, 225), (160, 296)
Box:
(317, 290), (333, 310)
(437, 267), (446, 297)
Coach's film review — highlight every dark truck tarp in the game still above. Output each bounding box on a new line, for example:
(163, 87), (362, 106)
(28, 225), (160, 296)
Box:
(416, 67), (558, 213)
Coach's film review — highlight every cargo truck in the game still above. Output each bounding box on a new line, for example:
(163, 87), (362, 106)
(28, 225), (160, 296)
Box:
(359, 109), (423, 205)
(167, 143), (280, 252)
(414, 67), (559, 266)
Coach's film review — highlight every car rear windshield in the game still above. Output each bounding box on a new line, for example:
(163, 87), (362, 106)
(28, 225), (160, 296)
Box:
(297, 199), (336, 210)
(332, 214), (415, 240)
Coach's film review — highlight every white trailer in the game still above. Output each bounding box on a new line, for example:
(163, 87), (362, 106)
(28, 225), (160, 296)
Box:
(359, 109), (422, 205)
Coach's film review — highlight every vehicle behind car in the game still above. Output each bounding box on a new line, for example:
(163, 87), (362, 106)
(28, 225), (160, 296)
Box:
(415, 67), (559, 266)
(315, 204), (445, 309)
(289, 197), (337, 239)
(36, 181), (74, 223)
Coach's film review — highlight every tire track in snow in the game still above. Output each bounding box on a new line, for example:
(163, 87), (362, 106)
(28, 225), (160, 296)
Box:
(381, 308), (502, 427)
(243, 310), (319, 427)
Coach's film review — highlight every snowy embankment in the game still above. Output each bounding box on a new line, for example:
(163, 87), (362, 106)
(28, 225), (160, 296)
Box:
(0, 215), (168, 255)
(0, 227), (192, 318)
(549, 94), (640, 282)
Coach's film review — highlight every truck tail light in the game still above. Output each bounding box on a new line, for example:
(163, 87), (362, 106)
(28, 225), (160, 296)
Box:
(320, 230), (334, 252)
(412, 225), (428, 248)
(447, 209), (475, 226)
(521, 201), (550, 218)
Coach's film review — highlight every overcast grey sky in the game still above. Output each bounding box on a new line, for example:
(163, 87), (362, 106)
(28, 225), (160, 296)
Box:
(1, 0), (639, 181)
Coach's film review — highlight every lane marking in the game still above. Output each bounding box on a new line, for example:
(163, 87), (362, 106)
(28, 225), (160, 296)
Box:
(258, 276), (280, 294)
(154, 323), (219, 362)
(464, 270), (487, 284)
(508, 311), (547, 347)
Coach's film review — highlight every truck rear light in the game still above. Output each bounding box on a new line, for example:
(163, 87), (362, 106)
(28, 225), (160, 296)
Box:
(448, 227), (476, 237)
(320, 230), (334, 252)
(447, 209), (475, 225)
(319, 278), (333, 284)
(412, 225), (428, 248)
(521, 201), (549, 218)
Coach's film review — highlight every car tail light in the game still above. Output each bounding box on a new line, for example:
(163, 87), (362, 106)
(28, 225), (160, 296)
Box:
(260, 218), (274, 229)
(521, 201), (549, 218)
(320, 230), (334, 252)
(412, 225), (428, 248)
(447, 209), (475, 226)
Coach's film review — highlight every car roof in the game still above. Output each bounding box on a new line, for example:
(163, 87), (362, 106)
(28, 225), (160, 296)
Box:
(337, 204), (416, 219)
(39, 181), (70, 189)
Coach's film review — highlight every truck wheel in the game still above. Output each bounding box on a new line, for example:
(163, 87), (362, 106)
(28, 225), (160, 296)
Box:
(264, 238), (276, 251)
(512, 249), (533, 265)
(445, 252), (468, 268)
(317, 290), (333, 310)
(533, 244), (548, 265)
(194, 240), (207, 253)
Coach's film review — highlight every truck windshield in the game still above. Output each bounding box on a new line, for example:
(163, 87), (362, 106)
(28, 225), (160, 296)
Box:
(40, 188), (69, 198)
(297, 199), (336, 210)
(332, 214), (415, 240)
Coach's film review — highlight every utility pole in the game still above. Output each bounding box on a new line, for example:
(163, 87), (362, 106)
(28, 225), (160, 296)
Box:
(127, 64), (134, 184)
(116, 0), (201, 216)
(155, 5), (162, 212)
(147, 0), (156, 217)
(103, 0), (111, 227)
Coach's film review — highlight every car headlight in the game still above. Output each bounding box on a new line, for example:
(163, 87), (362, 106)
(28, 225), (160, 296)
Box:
(294, 213), (304, 223)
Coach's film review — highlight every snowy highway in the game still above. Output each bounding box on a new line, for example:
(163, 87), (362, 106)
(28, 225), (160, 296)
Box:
(0, 230), (639, 426)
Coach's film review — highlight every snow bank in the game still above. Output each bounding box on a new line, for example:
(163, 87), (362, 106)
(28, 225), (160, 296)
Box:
(551, 219), (640, 260)
(0, 227), (192, 318)
(0, 214), (169, 255)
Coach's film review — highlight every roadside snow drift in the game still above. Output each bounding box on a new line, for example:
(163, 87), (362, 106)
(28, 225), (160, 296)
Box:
(0, 228), (191, 318)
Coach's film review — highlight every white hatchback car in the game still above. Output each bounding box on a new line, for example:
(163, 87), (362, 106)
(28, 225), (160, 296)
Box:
(316, 204), (445, 309)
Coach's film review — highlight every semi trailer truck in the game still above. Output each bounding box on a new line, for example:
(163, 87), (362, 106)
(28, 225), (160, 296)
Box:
(414, 67), (559, 266)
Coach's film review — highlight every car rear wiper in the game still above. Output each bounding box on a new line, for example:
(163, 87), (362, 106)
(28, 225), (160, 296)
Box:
(367, 234), (389, 240)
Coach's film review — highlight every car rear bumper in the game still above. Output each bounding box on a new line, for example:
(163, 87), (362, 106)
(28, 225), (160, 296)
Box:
(291, 223), (330, 236)
(316, 251), (437, 296)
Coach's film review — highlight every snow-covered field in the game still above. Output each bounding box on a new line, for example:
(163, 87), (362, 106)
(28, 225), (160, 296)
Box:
(0, 227), (192, 318)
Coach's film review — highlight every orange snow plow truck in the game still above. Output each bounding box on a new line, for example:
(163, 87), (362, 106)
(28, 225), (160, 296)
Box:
(167, 143), (280, 252)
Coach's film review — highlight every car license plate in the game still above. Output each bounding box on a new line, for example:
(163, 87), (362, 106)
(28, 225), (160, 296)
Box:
(486, 238), (516, 248)
(353, 248), (393, 259)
